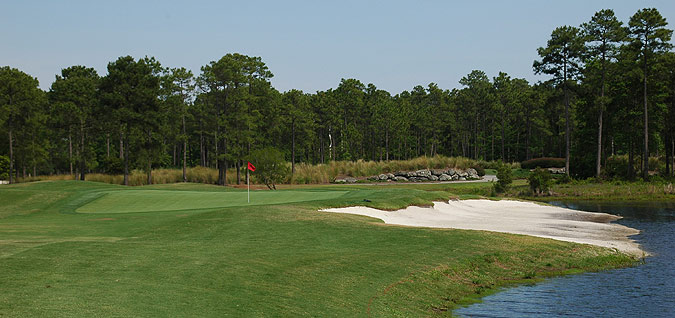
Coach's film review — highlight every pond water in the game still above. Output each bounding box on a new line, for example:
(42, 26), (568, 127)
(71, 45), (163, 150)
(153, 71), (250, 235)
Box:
(455, 201), (675, 318)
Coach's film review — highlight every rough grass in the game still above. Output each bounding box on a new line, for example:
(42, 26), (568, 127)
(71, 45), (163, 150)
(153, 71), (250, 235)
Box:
(18, 166), (225, 186)
(519, 180), (675, 201)
(18, 155), (519, 186)
(0, 181), (636, 317)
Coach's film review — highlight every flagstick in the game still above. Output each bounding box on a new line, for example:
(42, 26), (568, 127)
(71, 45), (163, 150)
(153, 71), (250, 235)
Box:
(247, 168), (250, 203)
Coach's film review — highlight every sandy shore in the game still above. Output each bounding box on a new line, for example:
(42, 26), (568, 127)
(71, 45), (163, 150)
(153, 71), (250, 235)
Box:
(321, 199), (644, 257)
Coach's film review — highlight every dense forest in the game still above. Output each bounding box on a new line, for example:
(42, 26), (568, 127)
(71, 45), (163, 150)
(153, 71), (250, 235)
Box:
(1, 8), (674, 185)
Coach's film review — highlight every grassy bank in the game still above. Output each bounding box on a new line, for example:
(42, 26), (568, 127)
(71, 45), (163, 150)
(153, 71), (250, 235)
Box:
(442, 169), (675, 202)
(446, 179), (675, 202)
(519, 180), (675, 202)
(16, 155), (517, 186)
(0, 181), (635, 316)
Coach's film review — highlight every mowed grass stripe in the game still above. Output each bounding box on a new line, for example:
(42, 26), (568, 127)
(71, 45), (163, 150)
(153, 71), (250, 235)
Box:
(75, 190), (348, 213)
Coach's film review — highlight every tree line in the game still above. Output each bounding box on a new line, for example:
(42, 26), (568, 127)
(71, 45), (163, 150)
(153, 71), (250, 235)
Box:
(1, 8), (674, 185)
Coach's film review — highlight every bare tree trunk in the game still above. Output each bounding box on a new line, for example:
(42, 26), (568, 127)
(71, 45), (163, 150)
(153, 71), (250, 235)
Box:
(147, 156), (152, 185)
(291, 119), (296, 174)
(69, 131), (73, 176)
(217, 134), (227, 186)
(482, 113), (487, 160)
(564, 66), (571, 176)
(666, 133), (671, 177)
(526, 109), (532, 160)
(448, 133), (453, 157)
(628, 138), (635, 180)
(385, 129), (389, 161)
(215, 130), (219, 170)
(398, 139), (401, 160)
(461, 134), (466, 157)
(404, 137), (408, 160)
(223, 138), (227, 185)
(30, 126), (36, 178)
(417, 131), (421, 157)
(501, 114), (505, 160)
(236, 160), (241, 185)
(328, 126), (332, 161)
(119, 131), (124, 159)
(320, 131), (324, 164)
(80, 121), (86, 181)
(490, 118), (494, 161)
(473, 122), (478, 159)
(642, 53), (649, 179)
(147, 130), (152, 185)
(200, 129), (204, 167)
(597, 52), (607, 178)
(8, 125), (13, 184)
(182, 115), (187, 182)
(123, 132), (129, 186)
(516, 130), (520, 162)
(106, 133), (110, 159)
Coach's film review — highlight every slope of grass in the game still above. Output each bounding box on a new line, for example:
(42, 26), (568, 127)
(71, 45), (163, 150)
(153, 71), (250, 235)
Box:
(0, 181), (635, 317)
(516, 181), (675, 202)
(76, 190), (348, 214)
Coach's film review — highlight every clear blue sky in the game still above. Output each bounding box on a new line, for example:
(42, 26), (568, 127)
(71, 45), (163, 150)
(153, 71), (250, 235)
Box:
(2, 0), (673, 93)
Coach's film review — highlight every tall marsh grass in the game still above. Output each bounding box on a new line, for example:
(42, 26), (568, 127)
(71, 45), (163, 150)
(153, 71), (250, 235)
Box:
(18, 155), (515, 186)
(289, 156), (517, 184)
(18, 166), (225, 186)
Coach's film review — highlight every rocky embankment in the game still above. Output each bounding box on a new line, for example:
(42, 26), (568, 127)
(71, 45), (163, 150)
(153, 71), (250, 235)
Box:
(334, 168), (481, 183)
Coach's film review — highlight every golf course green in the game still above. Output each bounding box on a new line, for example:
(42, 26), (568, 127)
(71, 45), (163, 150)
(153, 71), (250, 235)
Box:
(76, 190), (348, 214)
(0, 181), (635, 317)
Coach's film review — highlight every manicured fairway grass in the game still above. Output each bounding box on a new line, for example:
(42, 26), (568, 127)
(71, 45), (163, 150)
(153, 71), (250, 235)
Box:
(0, 181), (635, 317)
(77, 190), (348, 213)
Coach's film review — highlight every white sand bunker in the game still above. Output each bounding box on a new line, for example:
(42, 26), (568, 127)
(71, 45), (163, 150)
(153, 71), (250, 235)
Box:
(322, 200), (644, 257)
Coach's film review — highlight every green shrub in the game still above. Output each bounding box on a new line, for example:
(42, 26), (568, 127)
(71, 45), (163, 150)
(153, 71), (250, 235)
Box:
(649, 156), (665, 175)
(521, 157), (565, 169)
(600, 155), (668, 180)
(528, 168), (553, 195)
(511, 168), (532, 179)
(493, 162), (513, 194)
(473, 166), (485, 177)
(249, 147), (289, 190)
(557, 173), (572, 184)
(0, 155), (9, 180)
(602, 155), (628, 180)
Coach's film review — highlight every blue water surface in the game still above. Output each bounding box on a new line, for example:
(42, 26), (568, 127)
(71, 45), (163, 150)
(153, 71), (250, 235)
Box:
(455, 201), (675, 318)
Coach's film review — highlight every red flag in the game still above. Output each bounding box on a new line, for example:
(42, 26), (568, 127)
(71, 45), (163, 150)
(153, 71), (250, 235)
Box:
(247, 161), (256, 172)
